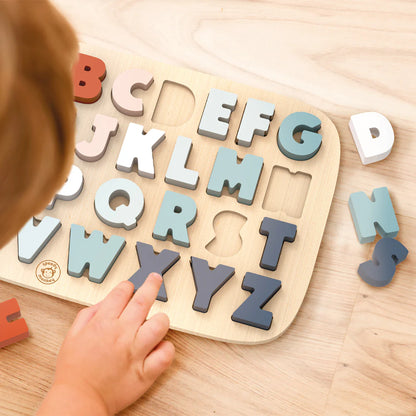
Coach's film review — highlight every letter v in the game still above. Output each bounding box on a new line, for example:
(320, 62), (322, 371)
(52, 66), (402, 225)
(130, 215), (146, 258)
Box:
(18, 217), (61, 264)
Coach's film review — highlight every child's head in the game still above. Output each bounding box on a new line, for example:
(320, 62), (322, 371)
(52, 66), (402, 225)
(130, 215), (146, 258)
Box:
(0, 0), (78, 248)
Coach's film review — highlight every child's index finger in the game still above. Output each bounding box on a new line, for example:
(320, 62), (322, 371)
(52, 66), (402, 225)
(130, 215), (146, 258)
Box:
(119, 273), (163, 326)
(93, 280), (135, 321)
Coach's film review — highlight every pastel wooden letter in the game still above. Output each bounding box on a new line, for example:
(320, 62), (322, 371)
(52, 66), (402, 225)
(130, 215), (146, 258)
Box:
(277, 112), (322, 160)
(111, 68), (154, 116)
(349, 112), (394, 165)
(358, 237), (408, 287)
(67, 224), (126, 284)
(75, 114), (119, 162)
(116, 123), (165, 179)
(190, 257), (235, 313)
(18, 216), (61, 264)
(47, 165), (84, 210)
(207, 147), (263, 205)
(198, 88), (237, 140)
(236, 98), (275, 147)
(259, 217), (297, 271)
(72, 53), (106, 104)
(0, 298), (29, 349)
(94, 178), (144, 231)
(348, 187), (399, 244)
(128, 242), (180, 301)
(165, 136), (199, 190)
(231, 273), (281, 330)
(153, 191), (197, 247)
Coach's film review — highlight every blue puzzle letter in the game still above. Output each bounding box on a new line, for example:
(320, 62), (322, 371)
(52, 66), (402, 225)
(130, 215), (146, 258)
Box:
(259, 217), (297, 271)
(128, 242), (180, 301)
(68, 224), (126, 283)
(153, 191), (197, 247)
(277, 112), (322, 160)
(206, 147), (263, 205)
(348, 187), (399, 244)
(358, 237), (408, 287)
(94, 178), (145, 231)
(190, 257), (235, 313)
(18, 217), (61, 264)
(231, 273), (281, 330)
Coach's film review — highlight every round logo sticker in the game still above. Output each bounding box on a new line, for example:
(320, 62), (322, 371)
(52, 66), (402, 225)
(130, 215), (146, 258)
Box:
(35, 260), (61, 285)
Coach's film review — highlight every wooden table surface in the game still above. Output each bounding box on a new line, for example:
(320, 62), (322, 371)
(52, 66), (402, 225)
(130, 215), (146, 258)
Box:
(1, 1), (415, 415)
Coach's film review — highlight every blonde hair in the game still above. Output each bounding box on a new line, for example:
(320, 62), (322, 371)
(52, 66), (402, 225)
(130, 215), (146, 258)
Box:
(0, 0), (78, 248)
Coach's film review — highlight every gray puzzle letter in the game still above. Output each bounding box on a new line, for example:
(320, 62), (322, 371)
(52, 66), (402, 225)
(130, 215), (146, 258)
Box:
(358, 237), (408, 287)
(259, 217), (297, 271)
(128, 242), (180, 301)
(231, 273), (281, 330)
(190, 257), (235, 313)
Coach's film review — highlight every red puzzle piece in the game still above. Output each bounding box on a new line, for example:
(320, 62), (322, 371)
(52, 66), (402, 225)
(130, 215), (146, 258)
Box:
(0, 298), (29, 348)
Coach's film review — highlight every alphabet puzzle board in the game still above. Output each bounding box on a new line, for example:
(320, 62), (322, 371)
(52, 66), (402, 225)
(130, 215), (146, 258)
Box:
(0, 43), (340, 344)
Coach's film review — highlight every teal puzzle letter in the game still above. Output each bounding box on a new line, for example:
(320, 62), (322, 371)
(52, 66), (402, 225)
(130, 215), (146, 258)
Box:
(206, 147), (263, 205)
(277, 112), (322, 161)
(153, 191), (197, 248)
(348, 187), (399, 244)
(68, 224), (126, 283)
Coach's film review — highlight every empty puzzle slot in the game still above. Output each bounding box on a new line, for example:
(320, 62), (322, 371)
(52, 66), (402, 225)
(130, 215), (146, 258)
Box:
(205, 211), (247, 257)
(152, 81), (195, 126)
(262, 166), (311, 218)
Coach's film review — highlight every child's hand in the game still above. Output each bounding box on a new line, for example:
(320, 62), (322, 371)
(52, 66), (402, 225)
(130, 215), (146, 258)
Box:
(37, 273), (175, 416)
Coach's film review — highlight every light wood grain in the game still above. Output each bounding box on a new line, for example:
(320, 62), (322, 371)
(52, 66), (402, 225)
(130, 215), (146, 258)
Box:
(0, 0), (415, 415)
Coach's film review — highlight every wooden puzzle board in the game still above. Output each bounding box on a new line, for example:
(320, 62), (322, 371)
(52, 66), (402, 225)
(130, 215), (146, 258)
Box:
(0, 43), (340, 344)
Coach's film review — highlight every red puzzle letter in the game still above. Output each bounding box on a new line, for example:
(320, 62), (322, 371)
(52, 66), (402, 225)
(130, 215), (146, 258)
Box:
(73, 53), (107, 104)
(0, 298), (29, 348)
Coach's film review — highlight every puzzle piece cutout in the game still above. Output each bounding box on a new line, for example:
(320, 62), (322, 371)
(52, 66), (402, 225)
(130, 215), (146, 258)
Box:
(205, 211), (247, 257)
